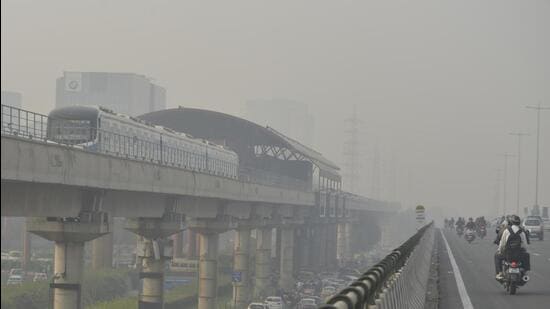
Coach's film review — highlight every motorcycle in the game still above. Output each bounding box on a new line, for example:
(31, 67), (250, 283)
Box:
(465, 229), (475, 243)
(456, 226), (464, 236)
(477, 225), (487, 239)
(499, 259), (529, 295)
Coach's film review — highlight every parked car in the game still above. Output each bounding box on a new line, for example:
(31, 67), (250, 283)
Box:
(298, 298), (317, 309)
(265, 296), (284, 309)
(523, 216), (544, 240)
(9, 268), (24, 277)
(33, 272), (48, 282)
(248, 303), (268, 309)
(7, 274), (23, 285)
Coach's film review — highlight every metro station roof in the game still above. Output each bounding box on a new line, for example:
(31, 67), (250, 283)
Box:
(139, 107), (340, 177)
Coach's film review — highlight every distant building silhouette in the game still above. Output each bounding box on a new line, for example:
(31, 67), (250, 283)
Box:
(56, 71), (166, 116)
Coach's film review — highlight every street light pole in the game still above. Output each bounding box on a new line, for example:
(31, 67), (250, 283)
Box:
(510, 132), (530, 215)
(526, 104), (550, 208)
(499, 153), (515, 215)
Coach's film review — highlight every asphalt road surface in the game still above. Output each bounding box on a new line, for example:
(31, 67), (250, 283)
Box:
(438, 228), (550, 309)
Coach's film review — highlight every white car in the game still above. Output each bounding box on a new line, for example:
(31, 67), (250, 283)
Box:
(7, 274), (23, 285)
(33, 272), (48, 282)
(265, 296), (284, 309)
(248, 303), (268, 309)
(523, 217), (544, 240)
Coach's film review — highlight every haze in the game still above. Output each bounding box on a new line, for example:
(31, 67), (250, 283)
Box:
(2, 0), (549, 216)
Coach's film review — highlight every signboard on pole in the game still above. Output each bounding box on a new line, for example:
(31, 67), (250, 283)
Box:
(231, 271), (242, 283)
(416, 205), (426, 228)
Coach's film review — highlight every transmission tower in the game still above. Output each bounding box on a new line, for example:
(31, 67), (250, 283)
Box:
(342, 105), (364, 194)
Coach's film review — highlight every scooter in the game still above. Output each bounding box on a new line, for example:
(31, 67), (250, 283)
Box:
(465, 229), (475, 243)
(499, 259), (529, 295)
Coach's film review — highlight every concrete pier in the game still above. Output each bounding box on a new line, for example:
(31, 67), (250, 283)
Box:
(125, 216), (182, 309)
(137, 236), (165, 308)
(279, 227), (295, 290)
(198, 232), (219, 309)
(91, 232), (113, 270)
(28, 213), (109, 309)
(232, 228), (251, 308)
(254, 227), (272, 299)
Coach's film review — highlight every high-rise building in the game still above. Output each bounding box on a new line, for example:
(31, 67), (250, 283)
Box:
(244, 99), (314, 147)
(1, 91), (22, 108)
(56, 72), (166, 116)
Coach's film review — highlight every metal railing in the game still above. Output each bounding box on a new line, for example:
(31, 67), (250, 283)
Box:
(320, 222), (434, 309)
(1, 104), (239, 179)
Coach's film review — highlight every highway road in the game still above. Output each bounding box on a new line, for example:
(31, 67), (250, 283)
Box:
(439, 228), (550, 309)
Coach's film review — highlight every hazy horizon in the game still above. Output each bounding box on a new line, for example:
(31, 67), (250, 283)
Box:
(2, 0), (549, 216)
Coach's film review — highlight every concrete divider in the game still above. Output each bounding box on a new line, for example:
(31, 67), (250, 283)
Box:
(320, 222), (435, 309)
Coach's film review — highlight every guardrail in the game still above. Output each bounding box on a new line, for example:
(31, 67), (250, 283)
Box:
(321, 222), (435, 309)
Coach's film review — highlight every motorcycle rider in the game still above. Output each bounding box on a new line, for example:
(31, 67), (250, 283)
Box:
(494, 215), (530, 281)
(465, 217), (476, 231)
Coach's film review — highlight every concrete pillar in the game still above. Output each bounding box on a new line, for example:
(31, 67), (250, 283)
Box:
(125, 216), (183, 309)
(186, 229), (197, 258)
(172, 231), (183, 259)
(279, 227), (295, 291)
(337, 223), (346, 265)
(198, 232), (219, 309)
(318, 225), (327, 269)
(328, 224), (339, 268)
(52, 242), (85, 309)
(27, 213), (109, 309)
(22, 227), (31, 273)
(232, 228), (251, 308)
(137, 236), (165, 308)
(300, 228), (311, 270)
(254, 227), (272, 299)
(310, 226), (321, 270)
(275, 227), (282, 267)
(344, 222), (352, 261)
(91, 232), (113, 270)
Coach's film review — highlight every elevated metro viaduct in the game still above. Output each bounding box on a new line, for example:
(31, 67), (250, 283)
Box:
(1, 106), (399, 309)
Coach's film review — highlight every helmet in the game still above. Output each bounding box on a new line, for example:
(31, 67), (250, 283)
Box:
(509, 215), (521, 226)
(469, 217), (473, 221)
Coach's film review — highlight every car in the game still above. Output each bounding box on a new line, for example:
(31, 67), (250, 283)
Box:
(523, 217), (544, 240)
(7, 274), (23, 285)
(298, 298), (317, 309)
(9, 268), (24, 277)
(265, 296), (284, 309)
(33, 272), (48, 282)
(320, 285), (337, 299)
(248, 303), (268, 309)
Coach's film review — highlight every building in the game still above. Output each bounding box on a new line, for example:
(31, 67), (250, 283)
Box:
(244, 99), (315, 147)
(56, 72), (166, 116)
(1, 91), (22, 108)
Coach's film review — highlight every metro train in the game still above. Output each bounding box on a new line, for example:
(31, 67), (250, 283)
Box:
(47, 105), (239, 178)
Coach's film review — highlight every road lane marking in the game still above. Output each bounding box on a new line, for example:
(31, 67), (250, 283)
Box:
(441, 230), (474, 309)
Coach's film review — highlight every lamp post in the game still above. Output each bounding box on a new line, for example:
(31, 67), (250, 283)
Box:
(509, 132), (530, 214)
(499, 153), (515, 215)
(526, 104), (550, 208)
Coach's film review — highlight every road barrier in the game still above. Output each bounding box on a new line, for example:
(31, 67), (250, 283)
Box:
(321, 222), (435, 309)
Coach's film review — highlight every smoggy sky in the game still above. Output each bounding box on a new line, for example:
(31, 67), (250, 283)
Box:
(2, 0), (549, 216)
